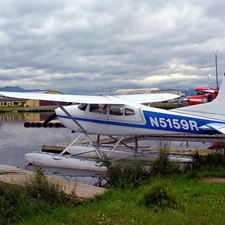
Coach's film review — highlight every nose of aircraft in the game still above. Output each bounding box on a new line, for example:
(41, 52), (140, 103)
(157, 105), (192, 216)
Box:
(55, 105), (76, 116)
(42, 105), (72, 127)
(55, 107), (62, 116)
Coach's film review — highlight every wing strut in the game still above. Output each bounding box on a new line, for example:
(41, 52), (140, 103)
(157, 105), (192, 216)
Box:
(108, 135), (137, 151)
(60, 133), (84, 155)
(60, 132), (103, 158)
(107, 135), (124, 156)
(85, 134), (102, 158)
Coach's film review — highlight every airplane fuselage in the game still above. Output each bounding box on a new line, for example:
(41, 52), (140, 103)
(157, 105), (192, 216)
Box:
(55, 103), (222, 136)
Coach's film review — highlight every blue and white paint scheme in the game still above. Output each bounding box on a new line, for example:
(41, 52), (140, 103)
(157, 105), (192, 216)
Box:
(0, 75), (225, 168)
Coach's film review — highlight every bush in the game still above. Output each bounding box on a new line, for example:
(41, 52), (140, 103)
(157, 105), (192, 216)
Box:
(141, 180), (177, 209)
(0, 181), (53, 225)
(0, 167), (83, 225)
(25, 166), (80, 207)
(99, 144), (184, 189)
(106, 161), (151, 189)
(190, 150), (225, 170)
(150, 143), (182, 177)
(0, 182), (22, 221)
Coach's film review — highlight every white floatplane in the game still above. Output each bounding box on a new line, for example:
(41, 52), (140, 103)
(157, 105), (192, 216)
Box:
(1, 74), (225, 170)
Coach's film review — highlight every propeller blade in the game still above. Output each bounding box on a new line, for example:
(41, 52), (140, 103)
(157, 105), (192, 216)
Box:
(42, 112), (56, 127)
(42, 103), (71, 127)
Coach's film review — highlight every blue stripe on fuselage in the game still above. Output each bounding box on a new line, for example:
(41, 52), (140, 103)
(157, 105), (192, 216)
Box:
(56, 110), (224, 135)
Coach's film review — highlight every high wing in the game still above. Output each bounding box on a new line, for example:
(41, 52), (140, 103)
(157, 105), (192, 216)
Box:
(0, 92), (179, 105)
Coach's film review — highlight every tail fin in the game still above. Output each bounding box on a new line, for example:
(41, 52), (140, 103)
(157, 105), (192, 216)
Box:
(170, 73), (225, 121)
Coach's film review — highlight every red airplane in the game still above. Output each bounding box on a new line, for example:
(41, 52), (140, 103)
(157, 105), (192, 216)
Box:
(187, 87), (219, 105)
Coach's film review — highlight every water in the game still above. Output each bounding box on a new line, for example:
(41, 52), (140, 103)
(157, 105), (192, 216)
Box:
(0, 112), (75, 168)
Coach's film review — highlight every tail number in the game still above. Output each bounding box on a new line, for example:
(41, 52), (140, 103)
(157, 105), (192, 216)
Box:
(150, 117), (199, 131)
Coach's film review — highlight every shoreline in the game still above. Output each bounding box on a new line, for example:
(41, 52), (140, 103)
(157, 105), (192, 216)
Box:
(0, 106), (56, 113)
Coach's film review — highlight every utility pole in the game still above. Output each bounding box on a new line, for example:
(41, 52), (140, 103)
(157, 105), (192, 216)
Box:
(214, 50), (219, 89)
(208, 75), (211, 88)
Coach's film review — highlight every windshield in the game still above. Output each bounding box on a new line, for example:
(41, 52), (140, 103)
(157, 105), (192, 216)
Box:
(78, 103), (87, 111)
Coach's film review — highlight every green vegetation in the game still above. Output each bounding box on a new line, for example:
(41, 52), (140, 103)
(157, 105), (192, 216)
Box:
(1, 150), (225, 224)
(0, 106), (25, 112)
(0, 167), (82, 225)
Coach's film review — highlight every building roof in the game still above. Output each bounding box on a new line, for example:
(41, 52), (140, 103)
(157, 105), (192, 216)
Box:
(113, 88), (160, 95)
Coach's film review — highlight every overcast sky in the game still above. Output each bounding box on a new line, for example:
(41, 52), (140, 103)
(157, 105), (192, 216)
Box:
(0, 0), (224, 94)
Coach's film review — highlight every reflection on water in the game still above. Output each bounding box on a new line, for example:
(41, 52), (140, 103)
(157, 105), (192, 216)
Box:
(0, 112), (26, 122)
(0, 112), (53, 122)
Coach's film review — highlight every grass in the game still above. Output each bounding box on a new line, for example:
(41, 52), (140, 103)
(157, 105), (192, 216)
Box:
(14, 177), (225, 225)
(0, 106), (25, 112)
(0, 167), (82, 225)
(2, 150), (225, 224)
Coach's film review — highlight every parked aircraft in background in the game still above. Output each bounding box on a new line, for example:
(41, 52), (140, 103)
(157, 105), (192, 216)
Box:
(187, 87), (219, 105)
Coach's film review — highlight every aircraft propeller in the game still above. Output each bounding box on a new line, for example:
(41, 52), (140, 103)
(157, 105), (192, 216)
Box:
(42, 112), (57, 127)
(42, 102), (72, 127)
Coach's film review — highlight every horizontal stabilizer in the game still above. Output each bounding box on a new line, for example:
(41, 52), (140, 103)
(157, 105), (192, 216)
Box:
(205, 123), (225, 134)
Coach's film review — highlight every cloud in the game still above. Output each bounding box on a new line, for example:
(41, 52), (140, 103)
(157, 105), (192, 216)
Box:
(0, 0), (224, 94)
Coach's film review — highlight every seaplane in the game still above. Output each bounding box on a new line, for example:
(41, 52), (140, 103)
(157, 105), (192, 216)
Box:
(1, 74), (225, 171)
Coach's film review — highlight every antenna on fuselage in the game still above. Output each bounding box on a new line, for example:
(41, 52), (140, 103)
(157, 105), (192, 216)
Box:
(108, 87), (117, 96)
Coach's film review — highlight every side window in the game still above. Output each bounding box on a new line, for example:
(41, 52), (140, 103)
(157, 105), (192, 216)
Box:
(100, 104), (107, 114)
(78, 103), (87, 111)
(125, 108), (135, 116)
(89, 104), (100, 113)
(110, 105), (123, 116)
(90, 104), (108, 114)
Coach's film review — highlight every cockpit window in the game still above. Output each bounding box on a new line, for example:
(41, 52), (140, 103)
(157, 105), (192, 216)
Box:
(78, 103), (87, 111)
(125, 108), (135, 116)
